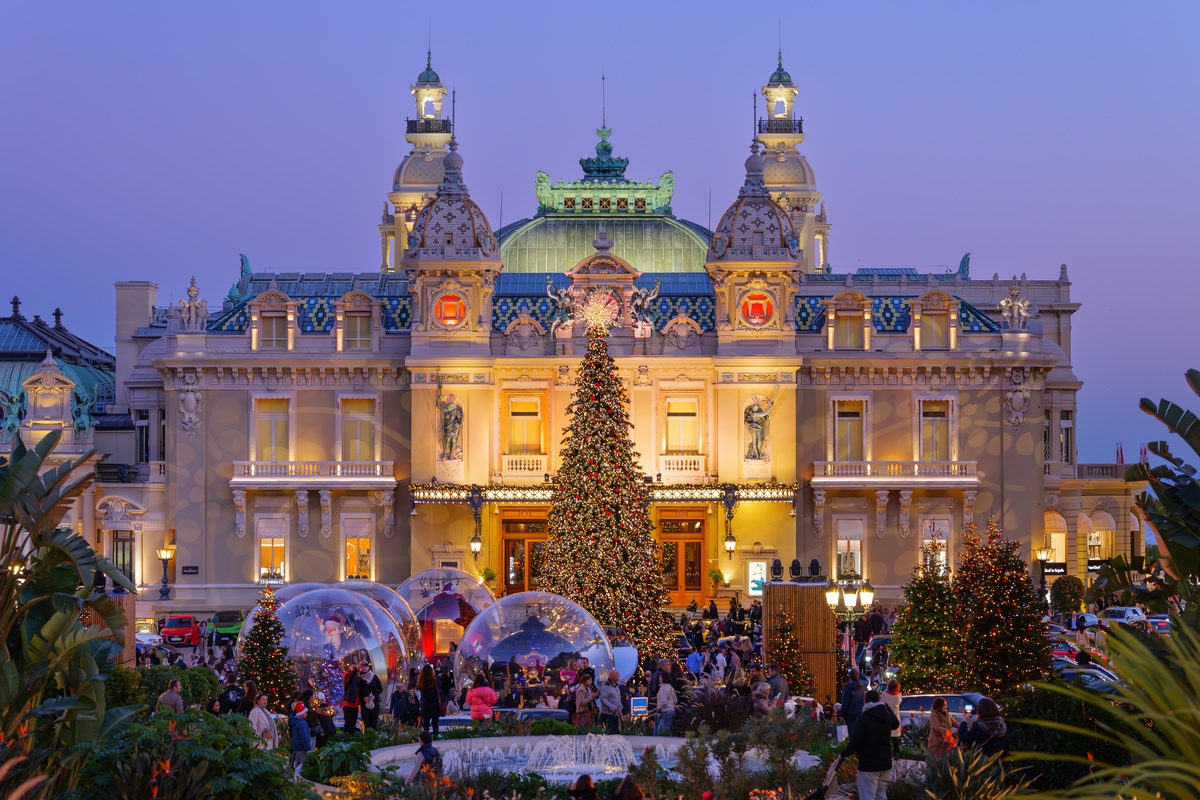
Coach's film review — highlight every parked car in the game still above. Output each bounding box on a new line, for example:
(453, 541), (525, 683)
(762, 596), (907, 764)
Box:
(1097, 607), (1146, 628)
(1060, 668), (1122, 694)
(135, 642), (183, 663)
(1052, 657), (1120, 684)
(160, 615), (201, 647)
(896, 693), (990, 728)
(1047, 637), (1106, 663)
(135, 631), (163, 645)
(1143, 616), (1172, 637)
(210, 610), (245, 646)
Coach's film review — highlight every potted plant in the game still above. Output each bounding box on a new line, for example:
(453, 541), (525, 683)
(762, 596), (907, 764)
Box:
(707, 567), (724, 594)
(478, 566), (497, 587)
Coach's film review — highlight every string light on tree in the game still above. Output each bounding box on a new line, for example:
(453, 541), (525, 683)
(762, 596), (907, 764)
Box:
(237, 585), (298, 712)
(538, 293), (672, 660)
(890, 540), (966, 692)
(765, 608), (815, 697)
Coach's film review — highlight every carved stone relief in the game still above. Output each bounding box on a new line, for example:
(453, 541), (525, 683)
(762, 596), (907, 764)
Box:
(898, 490), (912, 538)
(1005, 368), (1030, 430)
(232, 489), (246, 537)
(319, 490), (332, 538)
(295, 489), (309, 538)
(812, 489), (826, 539)
(178, 372), (203, 439)
(372, 489), (396, 538)
(875, 490), (890, 538)
(963, 490), (978, 527)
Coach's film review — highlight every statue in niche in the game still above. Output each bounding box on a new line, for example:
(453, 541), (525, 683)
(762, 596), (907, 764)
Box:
(630, 279), (661, 327)
(545, 277), (574, 337)
(0, 389), (25, 443)
(744, 395), (775, 461)
(71, 387), (98, 437)
(437, 391), (463, 461)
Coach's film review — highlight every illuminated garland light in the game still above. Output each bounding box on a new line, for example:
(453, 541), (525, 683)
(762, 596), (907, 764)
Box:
(536, 321), (673, 660)
(579, 290), (619, 334)
(891, 541), (966, 693)
(766, 609), (815, 697)
(237, 585), (298, 713)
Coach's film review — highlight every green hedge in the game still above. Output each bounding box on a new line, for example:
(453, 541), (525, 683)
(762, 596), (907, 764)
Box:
(1007, 684), (1131, 789)
(106, 664), (220, 711)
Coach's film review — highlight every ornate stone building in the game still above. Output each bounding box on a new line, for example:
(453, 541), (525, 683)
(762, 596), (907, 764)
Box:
(1, 54), (1142, 620)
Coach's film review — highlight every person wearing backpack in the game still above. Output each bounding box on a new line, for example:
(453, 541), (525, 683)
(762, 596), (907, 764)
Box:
(405, 731), (442, 785)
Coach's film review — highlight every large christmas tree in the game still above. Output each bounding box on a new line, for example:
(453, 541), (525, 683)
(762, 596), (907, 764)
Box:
(952, 518), (1051, 699)
(539, 292), (672, 660)
(237, 585), (298, 712)
(890, 541), (966, 693)
(765, 608), (815, 697)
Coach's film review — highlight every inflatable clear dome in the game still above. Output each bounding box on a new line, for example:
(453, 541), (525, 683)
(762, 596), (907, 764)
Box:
(264, 588), (407, 705)
(395, 568), (495, 662)
(237, 582), (327, 644)
(335, 579), (423, 668)
(453, 591), (614, 694)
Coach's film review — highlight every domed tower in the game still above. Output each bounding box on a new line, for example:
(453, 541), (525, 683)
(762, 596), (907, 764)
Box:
(400, 131), (501, 356)
(705, 141), (805, 355)
(758, 51), (829, 273)
(379, 52), (453, 273)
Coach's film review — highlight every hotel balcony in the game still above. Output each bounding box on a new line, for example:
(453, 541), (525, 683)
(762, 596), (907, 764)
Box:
(96, 461), (166, 485)
(230, 460), (396, 489)
(657, 454), (708, 483)
(499, 454), (550, 483)
(811, 460), (979, 488)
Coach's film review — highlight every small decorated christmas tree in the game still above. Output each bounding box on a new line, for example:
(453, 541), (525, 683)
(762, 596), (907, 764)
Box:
(538, 291), (673, 659)
(765, 608), (815, 697)
(891, 540), (966, 692)
(237, 585), (298, 712)
(953, 518), (1051, 698)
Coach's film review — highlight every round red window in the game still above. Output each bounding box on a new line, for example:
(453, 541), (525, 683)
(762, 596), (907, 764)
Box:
(740, 292), (774, 326)
(433, 293), (467, 327)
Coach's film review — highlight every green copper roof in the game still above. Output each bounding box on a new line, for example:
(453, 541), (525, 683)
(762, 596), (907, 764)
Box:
(580, 126), (628, 183)
(497, 216), (712, 274)
(768, 51), (792, 85)
(416, 51), (440, 84)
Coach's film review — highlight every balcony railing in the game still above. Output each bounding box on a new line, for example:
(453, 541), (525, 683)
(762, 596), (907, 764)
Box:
(811, 460), (978, 486)
(500, 454), (549, 482)
(757, 118), (804, 135)
(231, 460), (396, 487)
(406, 119), (452, 134)
(658, 454), (707, 481)
(96, 461), (166, 484)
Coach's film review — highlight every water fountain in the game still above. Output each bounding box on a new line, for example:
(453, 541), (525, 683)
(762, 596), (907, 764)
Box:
(525, 734), (637, 777)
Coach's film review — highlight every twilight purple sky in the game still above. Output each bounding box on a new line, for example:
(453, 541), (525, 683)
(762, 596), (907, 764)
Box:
(2, 2), (1197, 461)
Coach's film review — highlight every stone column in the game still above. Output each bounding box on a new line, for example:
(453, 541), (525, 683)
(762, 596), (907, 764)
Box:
(82, 485), (96, 545)
(1059, 490), (1083, 578)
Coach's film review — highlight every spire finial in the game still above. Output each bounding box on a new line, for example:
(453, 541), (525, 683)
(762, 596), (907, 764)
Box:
(53, 307), (63, 327)
(752, 92), (757, 137)
(601, 74), (606, 128)
(9, 296), (20, 319)
(427, 20), (432, 68)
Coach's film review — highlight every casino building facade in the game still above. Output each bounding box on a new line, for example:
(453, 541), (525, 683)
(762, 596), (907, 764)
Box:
(0, 53), (1142, 618)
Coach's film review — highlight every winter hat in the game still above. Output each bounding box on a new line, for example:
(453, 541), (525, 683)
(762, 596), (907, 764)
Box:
(293, 702), (307, 716)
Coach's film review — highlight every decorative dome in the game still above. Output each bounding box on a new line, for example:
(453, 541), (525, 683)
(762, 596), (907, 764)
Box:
(708, 142), (802, 261)
(403, 137), (498, 258)
(762, 151), (817, 188)
(392, 154), (445, 193)
(416, 51), (440, 85)
(259, 587), (408, 706)
(335, 579), (424, 668)
(768, 51), (793, 86)
(452, 591), (614, 694)
(395, 568), (496, 662)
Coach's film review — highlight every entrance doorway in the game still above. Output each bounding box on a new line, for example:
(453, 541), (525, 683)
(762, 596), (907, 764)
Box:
(501, 516), (547, 595)
(658, 509), (707, 607)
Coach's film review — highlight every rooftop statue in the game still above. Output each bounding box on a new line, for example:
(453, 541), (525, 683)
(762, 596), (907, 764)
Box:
(71, 387), (98, 437)
(0, 389), (25, 443)
(630, 279), (661, 326)
(535, 171), (554, 212)
(179, 277), (210, 332)
(1000, 277), (1035, 331)
(545, 277), (574, 337)
(957, 252), (971, 278)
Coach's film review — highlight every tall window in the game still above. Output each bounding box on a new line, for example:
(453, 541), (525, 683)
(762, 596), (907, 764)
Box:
(835, 401), (865, 461)
(834, 314), (864, 349)
(920, 400), (951, 461)
(344, 314), (371, 349)
(260, 315), (288, 349)
(112, 530), (135, 585)
(665, 398), (699, 454)
(1060, 410), (1075, 464)
(507, 398), (542, 455)
(256, 517), (287, 582)
(135, 410), (150, 464)
(921, 313), (949, 349)
(343, 517), (373, 580)
(835, 519), (864, 578)
(921, 518), (951, 575)
(341, 399), (376, 461)
(255, 398), (289, 462)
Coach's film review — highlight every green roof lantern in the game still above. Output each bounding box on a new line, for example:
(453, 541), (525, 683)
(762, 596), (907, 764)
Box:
(416, 50), (440, 84)
(768, 50), (792, 85)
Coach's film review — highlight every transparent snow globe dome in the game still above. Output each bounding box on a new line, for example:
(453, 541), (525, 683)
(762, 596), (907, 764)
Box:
(237, 582), (328, 645)
(335, 579), (423, 669)
(453, 591), (614, 694)
(395, 568), (496, 663)
(268, 587), (407, 706)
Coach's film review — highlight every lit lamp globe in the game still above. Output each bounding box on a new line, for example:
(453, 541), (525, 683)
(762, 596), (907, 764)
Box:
(453, 591), (615, 693)
(263, 588), (406, 708)
(859, 581), (875, 608)
(336, 579), (424, 669)
(825, 582), (840, 608)
(396, 568), (496, 663)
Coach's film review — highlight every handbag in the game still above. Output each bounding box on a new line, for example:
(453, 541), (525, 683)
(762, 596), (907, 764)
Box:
(836, 724), (849, 742)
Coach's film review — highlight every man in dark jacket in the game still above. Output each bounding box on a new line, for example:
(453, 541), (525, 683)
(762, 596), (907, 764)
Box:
(358, 661), (383, 730)
(835, 689), (899, 800)
(840, 667), (869, 731)
(342, 664), (361, 733)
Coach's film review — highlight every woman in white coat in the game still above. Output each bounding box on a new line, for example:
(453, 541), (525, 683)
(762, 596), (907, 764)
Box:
(248, 693), (280, 750)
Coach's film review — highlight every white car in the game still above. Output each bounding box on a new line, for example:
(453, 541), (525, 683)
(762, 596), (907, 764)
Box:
(1097, 607), (1146, 628)
(135, 632), (163, 645)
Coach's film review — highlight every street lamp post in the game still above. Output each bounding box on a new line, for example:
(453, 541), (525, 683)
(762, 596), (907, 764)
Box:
(1034, 542), (1052, 606)
(721, 484), (739, 560)
(825, 575), (876, 621)
(155, 547), (173, 601)
(468, 484), (484, 564)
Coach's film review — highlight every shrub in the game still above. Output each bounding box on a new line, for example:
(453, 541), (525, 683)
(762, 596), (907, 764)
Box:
(104, 664), (146, 710)
(70, 710), (315, 800)
(179, 667), (220, 707)
(529, 718), (577, 736)
(921, 748), (1031, 799)
(1050, 575), (1086, 614)
(744, 708), (814, 794)
(299, 737), (373, 784)
(677, 686), (752, 733)
(439, 719), (504, 739)
(1005, 683), (1130, 789)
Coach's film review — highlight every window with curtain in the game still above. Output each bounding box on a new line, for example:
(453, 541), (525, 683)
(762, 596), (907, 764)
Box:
(256, 518), (287, 582)
(343, 517), (372, 579)
(255, 398), (289, 462)
(921, 313), (949, 349)
(341, 398), (376, 461)
(835, 400), (865, 461)
(261, 315), (288, 349)
(920, 400), (951, 461)
(344, 314), (371, 349)
(835, 519), (864, 578)
(507, 398), (542, 455)
(665, 398), (699, 454)
(834, 314), (864, 349)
